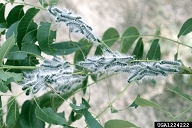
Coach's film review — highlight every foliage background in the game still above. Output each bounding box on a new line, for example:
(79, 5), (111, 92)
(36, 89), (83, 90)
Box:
(1, 0), (192, 128)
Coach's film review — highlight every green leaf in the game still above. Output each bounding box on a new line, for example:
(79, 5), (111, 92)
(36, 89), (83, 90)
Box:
(102, 27), (120, 47)
(120, 26), (140, 53)
(49, 0), (59, 6)
(189, 75), (192, 85)
(81, 76), (88, 95)
(78, 98), (103, 128)
(0, 23), (7, 35)
(110, 105), (118, 113)
(6, 21), (19, 39)
(146, 39), (161, 60)
(68, 101), (83, 125)
(22, 43), (41, 57)
(8, 0), (15, 4)
(178, 18), (192, 38)
(0, 35), (15, 66)
(22, 29), (37, 44)
(37, 22), (56, 55)
(0, 96), (3, 126)
(20, 56), (39, 66)
(6, 97), (19, 128)
(174, 52), (178, 61)
(82, 98), (91, 109)
(6, 5), (24, 26)
(166, 86), (192, 102)
(39, 0), (49, 7)
(51, 41), (92, 55)
(68, 110), (82, 125)
(70, 103), (86, 110)
(7, 43), (42, 60)
(82, 109), (103, 128)
(74, 39), (92, 67)
(6, 45), (27, 60)
(0, 3), (6, 23)
(37, 84), (87, 112)
(129, 95), (140, 108)
(0, 80), (8, 93)
(134, 96), (171, 116)
(0, 28), (6, 33)
(4, 60), (20, 73)
(179, 66), (192, 74)
(69, 98), (102, 128)
(38, 93), (64, 111)
(14, 118), (22, 128)
(4, 77), (14, 88)
(95, 45), (103, 56)
(0, 70), (22, 81)
(91, 74), (97, 82)
(135, 96), (160, 108)
(35, 107), (66, 125)
(155, 24), (161, 36)
(132, 38), (143, 59)
(17, 8), (39, 48)
(20, 100), (45, 128)
(104, 119), (139, 128)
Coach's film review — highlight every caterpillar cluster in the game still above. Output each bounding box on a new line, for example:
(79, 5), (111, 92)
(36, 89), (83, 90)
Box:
(20, 57), (87, 95)
(47, 6), (98, 42)
(78, 49), (181, 83)
(78, 49), (134, 74)
(126, 61), (180, 83)
(20, 49), (181, 95)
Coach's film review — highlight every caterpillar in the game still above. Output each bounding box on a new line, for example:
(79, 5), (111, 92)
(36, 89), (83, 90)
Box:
(127, 71), (139, 83)
(160, 60), (181, 66)
(156, 64), (179, 73)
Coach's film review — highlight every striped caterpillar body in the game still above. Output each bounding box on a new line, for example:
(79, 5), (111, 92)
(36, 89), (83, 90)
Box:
(47, 6), (98, 43)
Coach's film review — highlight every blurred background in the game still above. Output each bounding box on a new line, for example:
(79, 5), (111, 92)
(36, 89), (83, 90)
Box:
(1, 0), (192, 127)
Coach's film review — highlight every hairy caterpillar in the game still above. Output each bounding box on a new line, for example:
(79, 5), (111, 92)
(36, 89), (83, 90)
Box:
(160, 60), (181, 66)
(47, 6), (98, 43)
